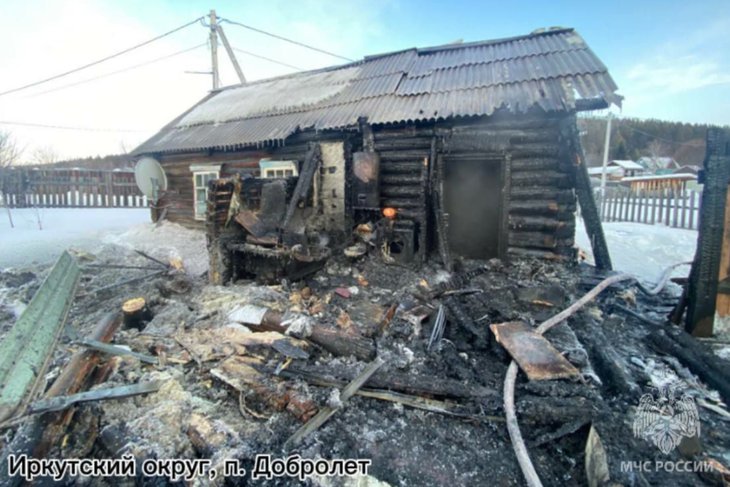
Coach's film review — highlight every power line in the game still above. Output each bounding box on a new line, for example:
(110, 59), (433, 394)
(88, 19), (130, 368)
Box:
(24, 44), (207, 98)
(0, 17), (204, 98)
(620, 123), (705, 148)
(221, 18), (355, 62)
(0, 121), (150, 133)
(232, 47), (303, 71)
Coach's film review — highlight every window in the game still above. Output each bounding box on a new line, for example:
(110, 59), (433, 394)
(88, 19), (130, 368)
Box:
(259, 160), (298, 179)
(190, 164), (221, 220)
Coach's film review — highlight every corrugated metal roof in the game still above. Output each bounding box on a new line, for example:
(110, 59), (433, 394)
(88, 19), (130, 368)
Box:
(134, 28), (621, 155)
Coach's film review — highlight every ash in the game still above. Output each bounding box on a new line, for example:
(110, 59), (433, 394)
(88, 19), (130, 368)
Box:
(1, 239), (729, 487)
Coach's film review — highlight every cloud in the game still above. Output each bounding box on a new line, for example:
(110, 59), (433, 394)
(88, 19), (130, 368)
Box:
(626, 56), (730, 97)
(0, 0), (393, 161)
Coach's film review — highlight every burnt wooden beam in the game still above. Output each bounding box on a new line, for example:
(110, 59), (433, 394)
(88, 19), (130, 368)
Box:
(510, 170), (572, 188)
(0, 312), (122, 486)
(229, 306), (375, 361)
(281, 143), (321, 232)
(278, 362), (496, 399)
(686, 128), (730, 336)
(575, 98), (610, 111)
(509, 215), (575, 234)
(507, 247), (571, 261)
(509, 200), (576, 216)
(559, 115), (612, 270)
(647, 329), (730, 406)
(434, 153), (452, 269)
(510, 157), (562, 172)
(510, 188), (576, 204)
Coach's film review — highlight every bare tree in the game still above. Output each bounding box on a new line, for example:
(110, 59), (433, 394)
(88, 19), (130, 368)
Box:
(30, 145), (59, 166)
(647, 139), (667, 159)
(0, 131), (23, 168)
(644, 140), (668, 172)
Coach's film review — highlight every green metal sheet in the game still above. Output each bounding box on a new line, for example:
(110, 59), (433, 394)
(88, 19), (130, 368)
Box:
(0, 251), (80, 422)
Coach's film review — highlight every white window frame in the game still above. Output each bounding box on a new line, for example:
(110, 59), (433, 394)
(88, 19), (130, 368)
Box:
(260, 160), (298, 179)
(191, 164), (221, 221)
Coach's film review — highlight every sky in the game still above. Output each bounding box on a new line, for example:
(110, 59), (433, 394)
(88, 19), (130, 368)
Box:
(0, 0), (728, 162)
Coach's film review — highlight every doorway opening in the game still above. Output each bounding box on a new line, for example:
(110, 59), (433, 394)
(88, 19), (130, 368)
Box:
(443, 157), (503, 259)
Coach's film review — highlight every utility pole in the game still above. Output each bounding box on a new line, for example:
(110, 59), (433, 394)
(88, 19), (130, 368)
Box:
(216, 24), (246, 84)
(209, 10), (220, 90)
(599, 111), (613, 208)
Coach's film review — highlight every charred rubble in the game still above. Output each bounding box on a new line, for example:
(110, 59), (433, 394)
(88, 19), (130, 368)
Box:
(0, 238), (729, 486)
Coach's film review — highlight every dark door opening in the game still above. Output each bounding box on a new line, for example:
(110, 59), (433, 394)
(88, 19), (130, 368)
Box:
(443, 157), (502, 259)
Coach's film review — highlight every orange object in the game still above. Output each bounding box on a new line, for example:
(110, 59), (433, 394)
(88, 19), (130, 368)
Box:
(382, 207), (397, 219)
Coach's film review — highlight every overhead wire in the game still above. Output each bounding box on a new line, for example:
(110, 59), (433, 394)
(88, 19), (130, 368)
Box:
(619, 122), (706, 148)
(232, 47), (303, 71)
(220, 18), (355, 62)
(0, 121), (149, 133)
(0, 16), (204, 98)
(24, 44), (207, 98)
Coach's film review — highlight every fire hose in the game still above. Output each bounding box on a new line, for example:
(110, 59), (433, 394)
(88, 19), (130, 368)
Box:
(505, 262), (691, 487)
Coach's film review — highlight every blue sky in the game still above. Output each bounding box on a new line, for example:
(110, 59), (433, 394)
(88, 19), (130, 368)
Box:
(0, 0), (728, 160)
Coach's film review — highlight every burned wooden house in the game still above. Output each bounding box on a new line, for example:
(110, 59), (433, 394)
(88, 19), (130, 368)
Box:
(133, 28), (620, 283)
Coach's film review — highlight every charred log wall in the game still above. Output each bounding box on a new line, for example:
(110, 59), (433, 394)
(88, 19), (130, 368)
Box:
(372, 114), (577, 262)
(168, 114), (578, 265)
(156, 132), (353, 228)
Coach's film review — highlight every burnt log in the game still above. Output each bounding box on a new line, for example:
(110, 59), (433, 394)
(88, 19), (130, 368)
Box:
(508, 232), (572, 249)
(380, 162), (423, 174)
(507, 247), (573, 261)
(510, 158), (562, 172)
(647, 329), (730, 406)
(509, 200), (577, 216)
(232, 307), (376, 361)
(509, 216), (575, 235)
(122, 297), (152, 330)
(0, 312), (122, 486)
(559, 115), (612, 270)
(510, 170), (572, 188)
(278, 363), (496, 399)
(510, 188), (576, 204)
(377, 151), (430, 161)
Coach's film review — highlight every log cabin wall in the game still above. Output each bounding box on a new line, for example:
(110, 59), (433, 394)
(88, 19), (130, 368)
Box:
(155, 131), (353, 229)
(161, 113), (577, 264)
(372, 112), (576, 263)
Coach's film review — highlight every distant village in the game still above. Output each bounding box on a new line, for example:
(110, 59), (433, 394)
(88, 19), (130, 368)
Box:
(588, 156), (701, 194)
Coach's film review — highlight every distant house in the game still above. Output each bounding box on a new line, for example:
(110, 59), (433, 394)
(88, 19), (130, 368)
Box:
(674, 165), (700, 176)
(587, 166), (623, 181)
(608, 159), (644, 177)
(622, 173), (696, 193)
(586, 159), (643, 182)
(637, 156), (679, 174)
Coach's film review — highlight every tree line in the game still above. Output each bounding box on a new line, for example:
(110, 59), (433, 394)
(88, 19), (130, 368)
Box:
(577, 116), (720, 167)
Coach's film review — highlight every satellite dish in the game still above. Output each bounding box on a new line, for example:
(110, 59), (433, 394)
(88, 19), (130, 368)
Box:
(134, 157), (167, 200)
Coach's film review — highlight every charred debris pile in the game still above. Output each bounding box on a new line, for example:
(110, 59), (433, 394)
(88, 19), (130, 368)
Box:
(0, 241), (729, 486)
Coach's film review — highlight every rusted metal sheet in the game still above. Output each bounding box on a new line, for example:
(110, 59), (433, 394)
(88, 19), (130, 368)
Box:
(490, 321), (579, 381)
(134, 29), (620, 155)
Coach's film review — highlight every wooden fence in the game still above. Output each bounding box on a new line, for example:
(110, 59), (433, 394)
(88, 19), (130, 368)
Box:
(597, 187), (701, 230)
(0, 167), (146, 208)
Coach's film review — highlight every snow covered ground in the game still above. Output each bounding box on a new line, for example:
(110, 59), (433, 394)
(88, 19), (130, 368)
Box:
(575, 218), (697, 285)
(1, 208), (699, 281)
(102, 220), (208, 276)
(0, 208), (151, 268)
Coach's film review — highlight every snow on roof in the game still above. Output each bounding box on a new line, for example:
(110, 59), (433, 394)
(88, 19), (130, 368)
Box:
(133, 28), (621, 155)
(622, 174), (696, 182)
(587, 166), (622, 175)
(608, 159), (643, 170)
